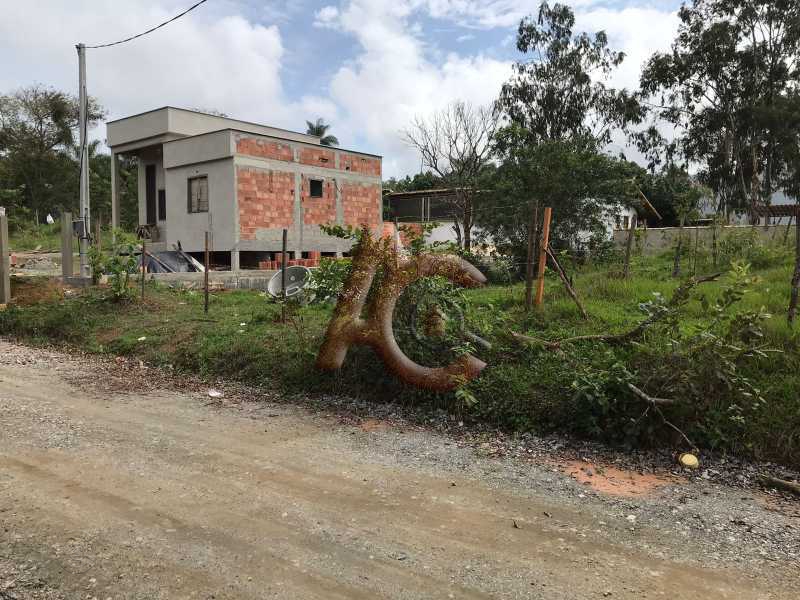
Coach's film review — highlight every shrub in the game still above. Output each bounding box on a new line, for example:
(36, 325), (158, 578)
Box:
(308, 258), (352, 302)
(459, 251), (517, 285)
(570, 263), (777, 450)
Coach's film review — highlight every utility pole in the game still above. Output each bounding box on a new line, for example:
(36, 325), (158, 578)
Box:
(76, 43), (91, 278)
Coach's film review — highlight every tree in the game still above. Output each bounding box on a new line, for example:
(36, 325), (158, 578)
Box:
(639, 0), (800, 221)
(775, 91), (800, 323)
(497, 2), (642, 148)
(489, 2), (641, 286)
(383, 171), (441, 193)
(0, 84), (104, 220)
(482, 129), (638, 261)
(306, 118), (339, 146)
(403, 101), (498, 252)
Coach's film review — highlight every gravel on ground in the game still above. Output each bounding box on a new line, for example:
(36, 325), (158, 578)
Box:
(0, 340), (797, 599)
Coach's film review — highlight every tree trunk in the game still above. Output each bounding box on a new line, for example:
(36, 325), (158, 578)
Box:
(712, 218), (718, 268)
(452, 219), (462, 249)
(672, 216), (684, 278)
(462, 197), (473, 253)
(788, 206), (800, 324)
(784, 215), (794, 245)
(524, 199), (539, 311)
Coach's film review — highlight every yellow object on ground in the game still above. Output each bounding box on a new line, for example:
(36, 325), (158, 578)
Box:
(679, 453), (700, 469)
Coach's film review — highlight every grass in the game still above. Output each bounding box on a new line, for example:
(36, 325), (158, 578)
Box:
(1, 246), (799, 468)
(9, 222), (118, 253)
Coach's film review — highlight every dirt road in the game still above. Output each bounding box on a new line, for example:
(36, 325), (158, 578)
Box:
(0, 341), (796, 599)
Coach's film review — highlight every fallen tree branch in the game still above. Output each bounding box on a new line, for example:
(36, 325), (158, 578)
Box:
(546, 248), (588, 320)
(758, 475), (800, 497)
(513, 272), (723, 350)
(626, 383), (675, 406)
(627, 384), (695, 449)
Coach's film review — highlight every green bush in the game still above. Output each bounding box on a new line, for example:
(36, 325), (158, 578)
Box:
(308, 257), (352, 302)
(570, 263), (776, 450)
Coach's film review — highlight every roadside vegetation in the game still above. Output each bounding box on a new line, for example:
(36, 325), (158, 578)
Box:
(1, 0), (798, 471)
(2, 235), (798, 468)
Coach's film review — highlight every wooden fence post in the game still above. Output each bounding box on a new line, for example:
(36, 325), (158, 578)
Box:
(141, 239), (147, 301)
(204, 232), (210, 314)
(524, 199), (539, 311)
(534, 207), (552, 308)
(0, 209), (10, 306)
(61, 211), (73, 279)
(281, 228), (287, 324)
(623, 213), (637, 279)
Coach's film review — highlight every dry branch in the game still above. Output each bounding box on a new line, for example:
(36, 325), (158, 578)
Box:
(758, 475), (800, 497)
(626, 383), (675, 406)
(513, 272), (722, 350)
(546, 248), (588, 319)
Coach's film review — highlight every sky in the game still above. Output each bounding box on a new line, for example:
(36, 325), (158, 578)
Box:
(1, 0), (683, 178)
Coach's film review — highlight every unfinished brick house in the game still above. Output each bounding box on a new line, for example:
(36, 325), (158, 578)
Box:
(106, 107), (382, 269)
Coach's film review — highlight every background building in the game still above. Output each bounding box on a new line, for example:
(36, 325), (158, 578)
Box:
(107, 107), (382, 269)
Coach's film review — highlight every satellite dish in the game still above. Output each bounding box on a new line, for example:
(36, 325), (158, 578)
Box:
(267, 266), (312, 298)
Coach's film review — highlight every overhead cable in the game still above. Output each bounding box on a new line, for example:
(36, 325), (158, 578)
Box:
(86, 0), (209, 49)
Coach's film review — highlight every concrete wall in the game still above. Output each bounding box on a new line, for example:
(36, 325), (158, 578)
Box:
(107, 109), (170, 147)
(612, 224), (791, 255)
(163, 158), (236, 253)
(163, 130), (233, 168)
(166, 108), (319, 145)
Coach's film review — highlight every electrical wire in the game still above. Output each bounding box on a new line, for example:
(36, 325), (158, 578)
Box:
(85, 0), (209, 49)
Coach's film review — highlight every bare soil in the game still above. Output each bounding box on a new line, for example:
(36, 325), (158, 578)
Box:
(0, 341), (797, 599)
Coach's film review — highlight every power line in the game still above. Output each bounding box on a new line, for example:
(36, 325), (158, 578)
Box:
(86, 0), (209, 49)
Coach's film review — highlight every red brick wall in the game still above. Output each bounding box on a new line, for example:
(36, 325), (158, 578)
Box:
(339, 152), (381, 177)
(299, 146), (336, 169)
(342, 182), (381, 227)
(237, 167), (294, 240)
(302, 176), (336, 225)
(236, 136), (293, 162)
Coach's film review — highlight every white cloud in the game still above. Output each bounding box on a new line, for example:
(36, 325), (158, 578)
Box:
(420, 0), (540, 28)
(0, 0), (683, 177)
(314, 5), (340, 28)
(0, 1), (289, 138)
(324, 0), (512, 176)
(577, 6), (680, 92)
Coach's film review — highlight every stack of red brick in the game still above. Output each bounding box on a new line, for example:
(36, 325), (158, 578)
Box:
(258, 251), (324, 270)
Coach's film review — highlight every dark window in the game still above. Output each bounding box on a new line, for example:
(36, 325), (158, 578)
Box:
(309, 179), (323, 198)
(158, 189), (166, 221)
(187, 176), (209, 213)
(145, 164), (157, 225)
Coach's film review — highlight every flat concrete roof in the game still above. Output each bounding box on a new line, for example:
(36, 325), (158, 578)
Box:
(162, 127), (382, 160)
(107, 106), (322, 149)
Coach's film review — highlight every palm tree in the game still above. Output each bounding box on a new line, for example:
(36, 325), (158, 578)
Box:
(305, 118), (339, 146)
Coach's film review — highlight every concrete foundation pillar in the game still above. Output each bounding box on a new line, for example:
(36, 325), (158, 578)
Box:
(231, 249), (240, 272)
(61, 211), (73, 279)
(0, 210), (10, 306)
